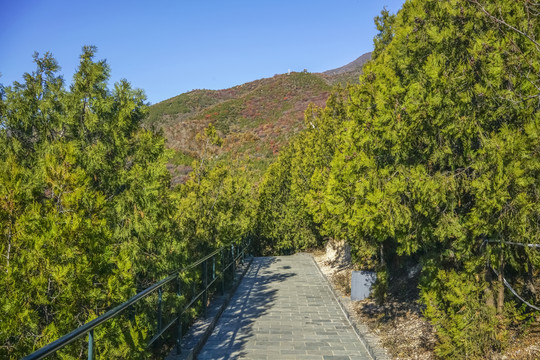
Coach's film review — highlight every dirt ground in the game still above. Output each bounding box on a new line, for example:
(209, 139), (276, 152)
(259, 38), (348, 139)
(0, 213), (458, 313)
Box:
(312, 250), (540, 360)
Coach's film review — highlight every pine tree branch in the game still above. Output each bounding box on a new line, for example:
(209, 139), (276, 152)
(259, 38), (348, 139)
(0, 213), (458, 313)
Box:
(469, 0), (540, 52)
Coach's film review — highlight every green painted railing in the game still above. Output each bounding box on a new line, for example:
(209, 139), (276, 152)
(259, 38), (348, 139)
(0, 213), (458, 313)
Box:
(23, 240), (250, 359)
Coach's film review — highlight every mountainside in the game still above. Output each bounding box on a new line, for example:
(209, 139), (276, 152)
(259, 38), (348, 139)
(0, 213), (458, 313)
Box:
(145, 52), (371, 183)
(322, 52), (372, 86)
(323, 52), (372, 76)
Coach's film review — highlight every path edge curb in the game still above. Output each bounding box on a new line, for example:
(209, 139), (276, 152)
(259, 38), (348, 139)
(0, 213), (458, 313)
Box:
(308, 253), (389, 360)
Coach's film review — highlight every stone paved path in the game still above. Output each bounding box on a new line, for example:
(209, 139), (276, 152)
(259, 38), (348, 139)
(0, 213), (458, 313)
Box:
(198, 253), (372, 360)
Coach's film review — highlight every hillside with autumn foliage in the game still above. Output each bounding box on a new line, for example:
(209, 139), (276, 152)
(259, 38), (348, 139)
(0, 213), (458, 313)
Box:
(145, 54), (371, 183)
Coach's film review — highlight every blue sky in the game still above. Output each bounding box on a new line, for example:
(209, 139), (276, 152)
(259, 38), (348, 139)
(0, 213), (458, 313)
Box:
(1, 0), (405, 104)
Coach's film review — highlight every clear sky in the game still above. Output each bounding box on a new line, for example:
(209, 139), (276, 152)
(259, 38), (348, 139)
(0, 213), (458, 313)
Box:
(1, 0), (406, 105)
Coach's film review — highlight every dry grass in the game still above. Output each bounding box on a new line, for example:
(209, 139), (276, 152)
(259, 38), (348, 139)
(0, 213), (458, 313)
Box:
(353, 297), (436, 360)
(332, 269), (352, 296)
(493, 323), (540, 360)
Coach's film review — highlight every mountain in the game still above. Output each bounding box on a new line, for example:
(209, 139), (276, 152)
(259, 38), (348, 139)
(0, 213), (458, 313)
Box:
(145, 52), (372, 184)
(322, 52), (372, 85)
(323, 52), (372, 76)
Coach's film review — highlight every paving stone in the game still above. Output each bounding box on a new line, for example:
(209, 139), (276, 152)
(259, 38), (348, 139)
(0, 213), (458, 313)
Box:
(198, 254), (372, 359)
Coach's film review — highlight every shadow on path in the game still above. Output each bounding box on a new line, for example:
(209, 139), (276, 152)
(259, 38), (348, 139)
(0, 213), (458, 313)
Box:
(198, 254), (372, 360)
(200, 257), (295, 359)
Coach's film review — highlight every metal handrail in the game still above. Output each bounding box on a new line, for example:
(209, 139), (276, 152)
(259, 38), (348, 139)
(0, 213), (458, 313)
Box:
(23, 240), (250, 360)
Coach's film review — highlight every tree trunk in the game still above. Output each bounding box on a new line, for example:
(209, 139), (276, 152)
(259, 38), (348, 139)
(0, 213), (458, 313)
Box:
(484, 269), (495, 309)
(527, 258), (537, 300)
(497, 252), (504, 315)
(379, 243), (385, 268)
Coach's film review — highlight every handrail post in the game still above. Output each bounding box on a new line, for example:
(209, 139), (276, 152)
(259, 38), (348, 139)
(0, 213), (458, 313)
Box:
(192, 272), (196, 299)
(157, 287), (163, 334)
(212, 255), (216, 282)
(88, 329), (94, 360)
(203, 259), (208, 318)
(240, 241), (246, 265)
(231, 244), (235, 282)
(221, 248), (225, 294)
(176, 276), (182, 355)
